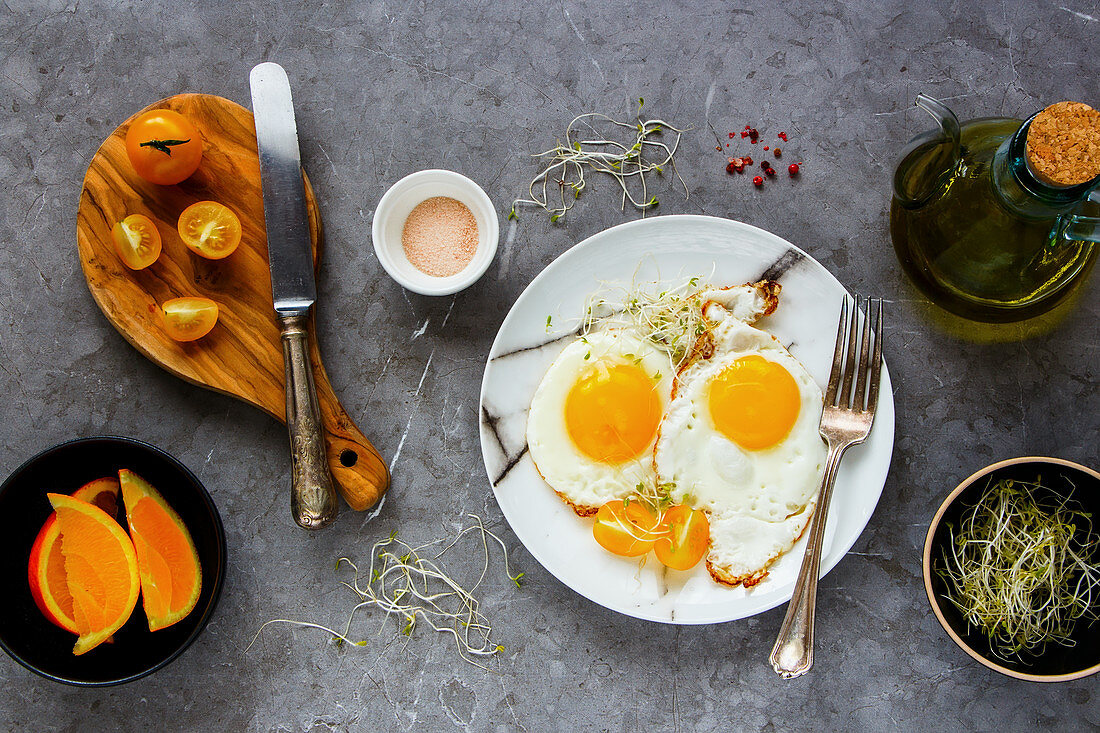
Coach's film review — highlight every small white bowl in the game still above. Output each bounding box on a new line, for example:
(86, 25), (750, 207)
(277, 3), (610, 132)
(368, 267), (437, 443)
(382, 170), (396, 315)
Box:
(372, 169), (500, 296)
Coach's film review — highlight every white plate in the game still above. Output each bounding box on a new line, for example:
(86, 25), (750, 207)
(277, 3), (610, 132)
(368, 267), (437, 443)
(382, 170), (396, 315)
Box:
(478, 215), (894, 624)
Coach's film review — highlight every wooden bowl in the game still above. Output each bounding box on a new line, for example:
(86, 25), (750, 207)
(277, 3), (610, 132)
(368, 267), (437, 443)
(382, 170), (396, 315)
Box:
(0, 437), (226, 686)
(923, 457), (1100, 682)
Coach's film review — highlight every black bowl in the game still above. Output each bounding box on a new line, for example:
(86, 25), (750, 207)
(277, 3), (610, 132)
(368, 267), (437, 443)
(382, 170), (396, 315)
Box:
(923, 457), (1100, 682)
(0, 437), (226, 686)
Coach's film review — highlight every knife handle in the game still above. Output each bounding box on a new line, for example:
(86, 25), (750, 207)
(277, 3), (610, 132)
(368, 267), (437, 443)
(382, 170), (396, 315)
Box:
(280, 313), (339, 529)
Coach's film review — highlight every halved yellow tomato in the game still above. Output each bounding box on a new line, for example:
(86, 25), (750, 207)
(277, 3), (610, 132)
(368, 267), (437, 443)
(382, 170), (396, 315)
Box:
(161, 297), (219, 342)
(592, 500), (661, 557)
(177, 201), (241, 259)
(111, 214), (162, 270)
(654, 505), (710, 571)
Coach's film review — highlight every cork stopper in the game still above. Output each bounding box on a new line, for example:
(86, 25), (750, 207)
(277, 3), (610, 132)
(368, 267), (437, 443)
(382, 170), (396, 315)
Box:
(1025, 101), (1100, 187)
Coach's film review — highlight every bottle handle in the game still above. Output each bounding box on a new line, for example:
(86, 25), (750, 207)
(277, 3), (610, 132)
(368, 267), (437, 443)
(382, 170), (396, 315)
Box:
(1056, 189), (1100, 245)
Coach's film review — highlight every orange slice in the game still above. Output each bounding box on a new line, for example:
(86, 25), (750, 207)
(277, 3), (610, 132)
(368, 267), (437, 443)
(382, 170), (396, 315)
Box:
(119, 470), (202, 631)
(28, 478), (121, 635)
(47, 492), (140, 655)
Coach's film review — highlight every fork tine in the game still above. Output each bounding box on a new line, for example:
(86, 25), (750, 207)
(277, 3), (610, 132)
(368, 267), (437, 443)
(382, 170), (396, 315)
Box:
(866, 298), (883, 413)
(837, 295), (860, 408)
(824, 298), (847, 406)
(854, 296), (872, 411)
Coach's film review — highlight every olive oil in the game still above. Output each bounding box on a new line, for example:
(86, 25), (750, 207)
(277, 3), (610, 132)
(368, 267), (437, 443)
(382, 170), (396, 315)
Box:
(890, 98), (1099, 324)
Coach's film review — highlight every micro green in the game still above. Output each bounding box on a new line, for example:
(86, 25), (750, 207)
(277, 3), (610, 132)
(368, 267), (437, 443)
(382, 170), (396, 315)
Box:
(937, 477), (1100, 661)
(246, 515), (523, 670)
(580, 266), (716, 373)
(511, 112), (688, 223)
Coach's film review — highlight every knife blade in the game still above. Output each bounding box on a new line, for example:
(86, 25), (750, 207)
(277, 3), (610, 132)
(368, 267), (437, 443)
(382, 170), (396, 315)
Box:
(250, 61), (339, 530)
(251, 62), (316, 316)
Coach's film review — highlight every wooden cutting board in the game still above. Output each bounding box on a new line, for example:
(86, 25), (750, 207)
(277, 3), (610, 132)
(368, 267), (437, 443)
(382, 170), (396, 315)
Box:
(76, 93), (388, 512)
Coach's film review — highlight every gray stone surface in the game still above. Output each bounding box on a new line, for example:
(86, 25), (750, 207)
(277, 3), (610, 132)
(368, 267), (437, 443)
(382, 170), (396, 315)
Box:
(1, 0), (1098, 730)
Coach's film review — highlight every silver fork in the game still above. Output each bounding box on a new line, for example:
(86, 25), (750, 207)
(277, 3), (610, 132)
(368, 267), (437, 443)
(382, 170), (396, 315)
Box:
(769, 295), (883, 679)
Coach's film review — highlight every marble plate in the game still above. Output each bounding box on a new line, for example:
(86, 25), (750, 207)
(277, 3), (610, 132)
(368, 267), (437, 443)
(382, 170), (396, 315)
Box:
(478, 215), (894, 624)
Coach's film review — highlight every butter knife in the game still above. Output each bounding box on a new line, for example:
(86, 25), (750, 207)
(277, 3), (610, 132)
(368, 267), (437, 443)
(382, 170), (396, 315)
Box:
(250, 61), (339, 529)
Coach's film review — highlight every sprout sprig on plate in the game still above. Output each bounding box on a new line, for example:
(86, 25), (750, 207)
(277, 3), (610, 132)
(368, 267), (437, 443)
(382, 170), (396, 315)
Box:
(580, 268), (715, 373)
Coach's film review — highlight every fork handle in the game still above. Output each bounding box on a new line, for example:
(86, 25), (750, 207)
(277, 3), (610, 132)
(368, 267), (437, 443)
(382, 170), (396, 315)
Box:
(769, 439), (849, 678)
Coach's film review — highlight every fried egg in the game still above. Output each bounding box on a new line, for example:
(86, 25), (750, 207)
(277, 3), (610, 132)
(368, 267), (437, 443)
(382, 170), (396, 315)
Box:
(654, 301), (826, 586)
(527, 331), (673, 514)
(527, 282), (779, 519)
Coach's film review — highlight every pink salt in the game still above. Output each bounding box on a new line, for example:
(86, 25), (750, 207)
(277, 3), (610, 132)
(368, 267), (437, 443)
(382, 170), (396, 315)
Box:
(401, 196), (479, 277)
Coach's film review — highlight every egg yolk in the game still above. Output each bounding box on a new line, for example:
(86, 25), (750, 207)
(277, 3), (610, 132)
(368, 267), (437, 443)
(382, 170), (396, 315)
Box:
(564, 362), (661, 464)
(707, 355), (801, 450)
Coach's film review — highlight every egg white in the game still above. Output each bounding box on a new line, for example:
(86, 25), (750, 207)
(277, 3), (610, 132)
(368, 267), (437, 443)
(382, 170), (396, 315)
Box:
(527, 330), (674, 513)
(705, 498), (817, 584)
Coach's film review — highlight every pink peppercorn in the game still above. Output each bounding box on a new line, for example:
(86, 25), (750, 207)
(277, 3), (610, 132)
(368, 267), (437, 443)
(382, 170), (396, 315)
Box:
(752, 175), (764, 187)
(788, 163), (800, 176)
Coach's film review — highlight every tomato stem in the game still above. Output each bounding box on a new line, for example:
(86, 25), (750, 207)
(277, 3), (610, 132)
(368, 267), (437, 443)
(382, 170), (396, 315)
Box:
(139, 138), (191, 156)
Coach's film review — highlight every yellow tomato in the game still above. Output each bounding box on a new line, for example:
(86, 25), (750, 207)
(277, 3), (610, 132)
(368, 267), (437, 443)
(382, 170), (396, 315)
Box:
(125, 110), (203, 185)
(161, 297), (219, 342)
(653, 505), (710, 571)
(177, 201), (242, 260)
(592, 500), (661, 557)
(110, 214), (162, 270)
